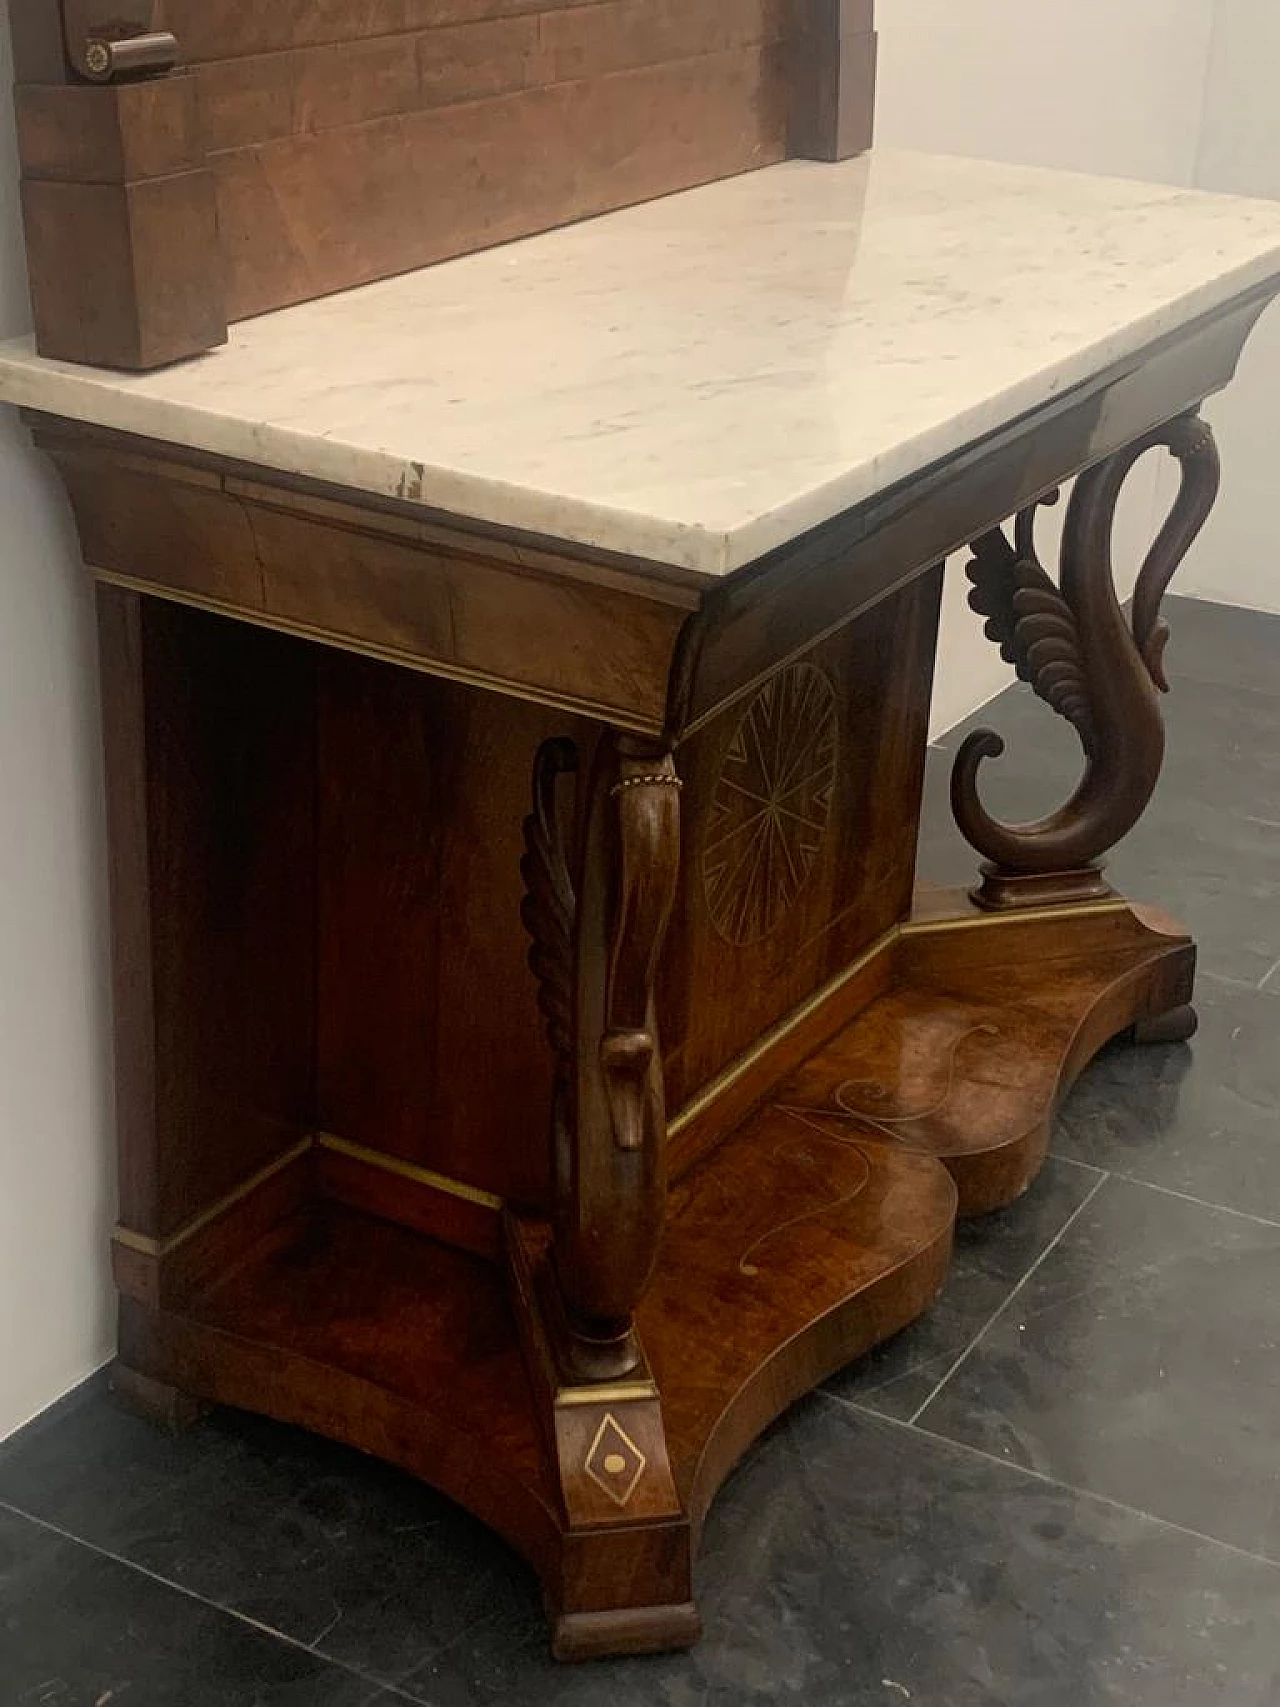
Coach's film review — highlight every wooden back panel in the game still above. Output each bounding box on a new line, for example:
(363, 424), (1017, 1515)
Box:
(10, 0), (876, 367)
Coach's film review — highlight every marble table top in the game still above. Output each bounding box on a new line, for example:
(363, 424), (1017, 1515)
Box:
(2, 149), (1280, 577)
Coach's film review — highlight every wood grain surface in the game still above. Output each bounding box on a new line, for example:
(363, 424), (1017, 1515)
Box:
(9, 0), (877, 364)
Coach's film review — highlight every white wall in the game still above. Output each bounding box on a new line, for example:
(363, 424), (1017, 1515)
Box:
(876, 0), (1215, 186)
(1176, 0), (1280, 612)
(874, 0), (1224, 734)
(0, 16), (115, 1438)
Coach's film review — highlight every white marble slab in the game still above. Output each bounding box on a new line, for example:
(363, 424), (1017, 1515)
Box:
(2, 149), (1280, 577)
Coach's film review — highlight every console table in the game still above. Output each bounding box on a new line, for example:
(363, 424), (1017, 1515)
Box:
(3, 149), (1280, 1659)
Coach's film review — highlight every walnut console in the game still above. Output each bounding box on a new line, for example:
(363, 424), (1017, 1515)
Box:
(2, 151), (1280, 1657)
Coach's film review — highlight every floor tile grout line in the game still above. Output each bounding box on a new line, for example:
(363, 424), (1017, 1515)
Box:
(903, 1170), (1111, 1428)
(1102, 1173), (1280, 1231)
(818, 1163), (1110, 1407)
(819, 1393), (1280, 1576)
(0, 1498), (425, 1705)
(1197, 967), (1265, 994)
(1044, 1153), (1280, 1231)
(1045, 1153), (1107, 1178)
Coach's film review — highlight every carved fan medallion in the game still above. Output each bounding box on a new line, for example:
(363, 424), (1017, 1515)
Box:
(702, 663), (838, 947)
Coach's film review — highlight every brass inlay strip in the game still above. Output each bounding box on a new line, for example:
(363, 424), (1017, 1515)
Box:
(91, 568), (662, 738)
(317, 1132), (504, 1212)
(115, 1132), (504, 1261)
(901, 897), (1130, 935)
(669, 892), (1136, 1136)
(668, 925), (899, 1138)
(114, 1136), (314, 1260)
(556, 1384), (657, 1409)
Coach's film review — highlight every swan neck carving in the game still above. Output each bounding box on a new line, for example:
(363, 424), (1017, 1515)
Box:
(951, 412), (1220, 880)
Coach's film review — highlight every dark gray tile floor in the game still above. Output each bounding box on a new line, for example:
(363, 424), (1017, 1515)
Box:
(2, 594), (1277, 1705)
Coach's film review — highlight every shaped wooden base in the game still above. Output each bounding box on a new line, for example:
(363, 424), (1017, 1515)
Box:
(111, 889), (1194, 1658)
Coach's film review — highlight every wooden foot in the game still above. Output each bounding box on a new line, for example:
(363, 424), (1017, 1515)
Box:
(553, 1603), (702, 1662)
(110, 1361), (210, 1433)
(1130, 1003), (1199, 1046)
(971, 863), (1112, 912)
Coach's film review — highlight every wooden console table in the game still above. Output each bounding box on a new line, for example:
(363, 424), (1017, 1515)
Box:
(3, 150), (1280, 1659)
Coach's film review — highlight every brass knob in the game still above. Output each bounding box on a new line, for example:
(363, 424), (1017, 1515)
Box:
(82, 39), (112, 79)
(73, 29), (178, 83)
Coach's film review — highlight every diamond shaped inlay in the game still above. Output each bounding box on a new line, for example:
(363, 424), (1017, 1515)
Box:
(584, 1413), (647, 1508)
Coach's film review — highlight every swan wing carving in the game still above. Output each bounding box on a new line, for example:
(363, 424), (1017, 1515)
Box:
(965, 507), (1095, 748)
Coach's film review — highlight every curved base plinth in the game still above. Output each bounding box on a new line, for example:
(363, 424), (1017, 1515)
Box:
(109, 890), (1197, 1659)
(553, 1604), (703, 1663)
(115, 1130), (955, 1661)
(774, 894), (1197, 1216)
(970, 862), (1114, 913)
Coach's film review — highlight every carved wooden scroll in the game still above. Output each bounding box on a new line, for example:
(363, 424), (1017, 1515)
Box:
(952, 412), (1221, 910)
(522, 735), (682, 1382)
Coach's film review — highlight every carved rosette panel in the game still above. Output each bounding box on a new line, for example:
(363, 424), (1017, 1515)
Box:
(702, 663), (839, 946)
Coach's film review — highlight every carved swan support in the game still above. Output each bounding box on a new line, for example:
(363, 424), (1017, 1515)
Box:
(951, 412), (1220, 903)
(522, 734), (682, 1382)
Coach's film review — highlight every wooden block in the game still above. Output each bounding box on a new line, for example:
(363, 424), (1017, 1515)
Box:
(17, 74), (226, 369)
(16, 75), (206, 183)
(213, 46), (790, 320)
(790, 0), (878, 162)
(23, 170), (226, 368)
(7, 6), (68, 84)
(6, 0), (873, 366)
(197, 34), (425, 154)
(111, 1362), (210, 1433)
(167, 0), (558, 62)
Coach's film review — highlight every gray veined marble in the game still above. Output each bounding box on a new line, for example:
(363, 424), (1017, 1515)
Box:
(1, 152), (1280, 574)
(917, 1175), (1280, 1564)
(0, 1506), (386, 1706)
(0, 1400), (533, 1690)
(404, 1399), (1280, 1707)
(1056, 975), (1280, 1219)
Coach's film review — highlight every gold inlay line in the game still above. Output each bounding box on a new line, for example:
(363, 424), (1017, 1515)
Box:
(115, 1132), (504, 1261)
(317, 1132), (504, 1212)
(556, 1384), (657, 1409)
(91, 568), (661, 738)
(114, 1136), (314, 1260)
(669, 892), (1137, 1135)
(668, 925), (899, 1138)
(901, 897), (1130, 935)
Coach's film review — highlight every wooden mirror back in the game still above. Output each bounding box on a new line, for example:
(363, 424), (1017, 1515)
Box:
(8, 0), (876, 369)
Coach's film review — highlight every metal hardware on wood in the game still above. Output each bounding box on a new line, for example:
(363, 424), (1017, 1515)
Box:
(62, 2), (177, 82)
